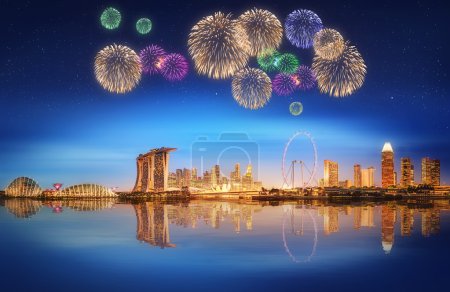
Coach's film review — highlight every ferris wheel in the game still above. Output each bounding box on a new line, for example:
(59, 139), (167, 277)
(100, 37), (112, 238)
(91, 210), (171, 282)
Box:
(282, 131), (318, 188)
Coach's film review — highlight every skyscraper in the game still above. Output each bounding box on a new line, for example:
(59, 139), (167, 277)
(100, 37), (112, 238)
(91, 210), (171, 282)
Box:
(324, 160), (339, 187)
(212, 165), (221, 186)
(422, 157), (441, 186)
(242, 164), (254, 190)
(183, 168), (191, 187)
(400, 157), (414, 187)
(176, 169), (183, 188)
(354, 164), (362, 188)
(191, 168), (198, 180)
(381, 142), (395, 188)
(361, 167), (375, 187)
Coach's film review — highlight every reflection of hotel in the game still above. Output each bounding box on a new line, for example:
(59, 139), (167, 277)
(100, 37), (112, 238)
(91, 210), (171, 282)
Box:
(353, 206), (375, 229)
(400, 206), (414, 236)
(134, 202), (176, 248)
(133, 201), (263, 247)
(322, 206), (339, 235)
(421, 209), (440, 237)
(381, 205), (396, 254)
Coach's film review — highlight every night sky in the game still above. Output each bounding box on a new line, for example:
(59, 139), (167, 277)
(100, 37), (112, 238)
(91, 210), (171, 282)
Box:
(1, 0), (449, 190)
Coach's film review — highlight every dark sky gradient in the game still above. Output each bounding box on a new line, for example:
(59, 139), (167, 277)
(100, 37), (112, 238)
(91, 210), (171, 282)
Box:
(1, 0), (449, 189)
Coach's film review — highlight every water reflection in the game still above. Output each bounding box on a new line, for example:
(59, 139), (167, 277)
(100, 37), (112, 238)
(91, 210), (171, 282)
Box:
(1, 198), (449, 257)
(4, 199), (42, 218)
(133, 201), (263, 248)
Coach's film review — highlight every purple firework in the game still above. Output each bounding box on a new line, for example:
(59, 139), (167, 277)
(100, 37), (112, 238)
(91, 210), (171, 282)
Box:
(160, 53), (189, 81)
(273, 73), (297, 96)
(285, 9), (323, 49)
(296, 65), (317, 90)
(139, 45), (167, 75)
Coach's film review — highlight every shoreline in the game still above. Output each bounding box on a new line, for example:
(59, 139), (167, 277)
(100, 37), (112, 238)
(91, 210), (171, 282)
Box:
(1, 192), (449, 203)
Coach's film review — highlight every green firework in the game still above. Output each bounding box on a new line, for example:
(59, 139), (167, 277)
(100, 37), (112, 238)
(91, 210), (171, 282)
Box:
(257, 49), (281, 73)
(276, 53), (300, 74)
(136, 18), (152, 34)
(100, 7), (121, 30)
(289, 101), (303, 116)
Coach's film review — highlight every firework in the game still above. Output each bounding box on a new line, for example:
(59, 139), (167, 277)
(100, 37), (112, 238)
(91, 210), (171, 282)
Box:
(136, 18), (152, 34)
(140, 45), (167, 75)
(100, 7), (121, 30)
(285, 9), (323, 49)
(188, 12), (250, 79)
(237, 8), (283, 56)
(159, 53), (189, 81)
(257, 49), (281, 72)
(276, 53), (300, 74)
(289, 101), (303, 116)
(273, 73), (297, 96)
(232, 68), (272, 110)
(94, 44), (142, 94)
(313, 29), (345, 60)
(294, 65), (317, 90)
(312, 42), (366, 97)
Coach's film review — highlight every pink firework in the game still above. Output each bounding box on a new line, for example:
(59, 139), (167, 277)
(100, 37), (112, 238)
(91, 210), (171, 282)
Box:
(139, 45), (167, 75)
(159, 53), (189, 81)
(295, 65), (317, 90)
(273, 73), (297, 96)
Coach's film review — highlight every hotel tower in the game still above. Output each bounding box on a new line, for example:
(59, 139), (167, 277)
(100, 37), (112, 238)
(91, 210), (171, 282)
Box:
(381, 142), (395, 188)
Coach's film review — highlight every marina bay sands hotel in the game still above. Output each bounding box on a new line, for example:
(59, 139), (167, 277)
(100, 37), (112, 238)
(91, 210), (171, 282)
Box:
(133, 147), (177, 193)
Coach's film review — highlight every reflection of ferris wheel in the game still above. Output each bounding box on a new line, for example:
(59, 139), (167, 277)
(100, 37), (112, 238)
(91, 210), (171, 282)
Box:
(282, 205), (318, 263)
(282, 131), (318, 188)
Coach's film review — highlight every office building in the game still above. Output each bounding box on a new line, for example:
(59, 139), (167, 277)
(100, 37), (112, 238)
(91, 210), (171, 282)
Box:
(324, 160), (339, 187)
(422, 157), (440, 186)
(381, 142), (395, 188)
(354, 164), (362, 188)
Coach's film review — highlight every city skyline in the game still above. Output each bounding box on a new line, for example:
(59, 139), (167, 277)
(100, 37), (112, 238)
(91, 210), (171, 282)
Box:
(1, 1), (449, 291)
(0, 1), (449, 191)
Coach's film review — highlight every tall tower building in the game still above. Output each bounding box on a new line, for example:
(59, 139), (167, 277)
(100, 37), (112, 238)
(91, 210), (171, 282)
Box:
(422, 157), (441, 186)
(242, 164), (254, 190)
(183, 168), (191, 187)
(191, 168), (198, 180)
(400, 158), (414, 187)
(381, 142), (395, 188)
(212, 165), (221, 186)
(361, 167), (375, 187)
(176, 169), (183, 188)
(354, 164), (362, 188)
(324, 160), (339, 187)
(133, 147), (176, 192)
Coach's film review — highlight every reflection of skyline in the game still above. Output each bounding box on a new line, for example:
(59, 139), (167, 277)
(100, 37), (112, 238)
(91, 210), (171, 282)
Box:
(1, 198), (449, 255)
(134, 201), (263, 248)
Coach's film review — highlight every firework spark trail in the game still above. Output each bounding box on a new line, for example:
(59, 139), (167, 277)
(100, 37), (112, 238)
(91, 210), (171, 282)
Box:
(285, 9), (323, 49)
(160, 53), (189, 81)
(273, 73), (297, 96)
(100, 7), (121, 30)
(312, 42), (366, 97)
(140, 45), (167, 75)
(94, 44), (142, 94)
(237, 8), (283, 56)
(232, 68), (272, 109)
(188, 12), (250, 79)
(313, 29), (345, 60)
(295, 65), (317, 90)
